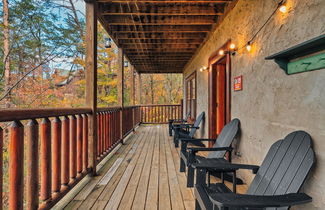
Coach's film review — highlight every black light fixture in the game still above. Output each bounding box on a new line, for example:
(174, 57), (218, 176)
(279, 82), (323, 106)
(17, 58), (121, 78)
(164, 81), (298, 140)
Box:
(105, 38), (112, 48)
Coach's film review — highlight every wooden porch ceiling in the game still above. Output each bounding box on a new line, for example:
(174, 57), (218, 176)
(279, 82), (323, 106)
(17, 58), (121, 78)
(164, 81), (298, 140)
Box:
(97, 0), (235, 73)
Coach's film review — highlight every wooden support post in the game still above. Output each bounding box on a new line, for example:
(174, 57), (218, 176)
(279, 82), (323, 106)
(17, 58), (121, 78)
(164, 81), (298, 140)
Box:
(117, 49), (124, 106)
(117, 49), (124, 142)
(86, 1), (98, 176)
(135, 72), (140, 105)
(138, 73), (142, 104)
(130, 65), (135, 105)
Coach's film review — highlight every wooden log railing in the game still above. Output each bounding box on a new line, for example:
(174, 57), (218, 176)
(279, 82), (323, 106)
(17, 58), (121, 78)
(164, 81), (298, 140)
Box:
(0, 106), (141, 210)
(0, 104), (177, 209)
(140, 104), (182, 124)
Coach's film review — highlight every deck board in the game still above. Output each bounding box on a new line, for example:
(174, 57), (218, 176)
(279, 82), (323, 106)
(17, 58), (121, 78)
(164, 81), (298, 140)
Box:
(64, 125), (246, 210)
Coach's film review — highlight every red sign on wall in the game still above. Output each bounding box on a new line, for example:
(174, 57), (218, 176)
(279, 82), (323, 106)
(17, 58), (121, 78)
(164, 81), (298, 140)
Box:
(234, 75), (243, 91)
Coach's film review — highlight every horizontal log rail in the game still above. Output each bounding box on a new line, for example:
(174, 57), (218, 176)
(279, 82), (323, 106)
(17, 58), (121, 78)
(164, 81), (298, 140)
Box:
(140, 104), (182, 124)
(0, 104), (177, 209)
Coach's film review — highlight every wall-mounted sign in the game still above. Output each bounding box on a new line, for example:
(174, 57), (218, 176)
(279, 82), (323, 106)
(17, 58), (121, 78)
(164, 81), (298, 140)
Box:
(234, 75), (243, 91)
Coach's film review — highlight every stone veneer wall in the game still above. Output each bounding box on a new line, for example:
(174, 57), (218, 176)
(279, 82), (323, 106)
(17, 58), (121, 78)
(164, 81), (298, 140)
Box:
(183, 0), (325, 209)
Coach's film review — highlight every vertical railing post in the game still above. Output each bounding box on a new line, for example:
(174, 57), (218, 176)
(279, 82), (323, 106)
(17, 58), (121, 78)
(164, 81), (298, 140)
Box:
(27, 119), (39, 208)
(52, 117), (61, 197)
(9, 121), (24, 209)
(69, 115), (77, 182)
(105, 112), (109, 151)
(86, 1), (98, 176)
(180, 99), (184, 119)
(77, 114), (83, 176)
(40, 118), (51, 203)
(83, 114), (89, 172)
(98, 113), (102, 157)
(0, 127), (2, 209)
(61, 116), (70, 189)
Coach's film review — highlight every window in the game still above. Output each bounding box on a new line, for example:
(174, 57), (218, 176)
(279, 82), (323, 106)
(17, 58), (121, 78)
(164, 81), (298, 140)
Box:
(185, 72), (196, 120)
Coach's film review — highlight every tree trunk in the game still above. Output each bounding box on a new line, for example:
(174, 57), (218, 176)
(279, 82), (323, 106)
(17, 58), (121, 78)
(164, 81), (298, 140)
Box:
(3, 0), (11, 108)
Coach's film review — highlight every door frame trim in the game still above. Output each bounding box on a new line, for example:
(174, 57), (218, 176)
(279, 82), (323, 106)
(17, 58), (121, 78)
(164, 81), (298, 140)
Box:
(208, 41), (232, 142)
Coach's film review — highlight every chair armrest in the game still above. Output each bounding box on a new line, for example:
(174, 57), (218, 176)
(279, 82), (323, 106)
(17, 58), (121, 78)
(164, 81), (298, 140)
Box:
(169, 119), (186, 122)
(191, 161), (259, 173)
(180, 138), (216, 142)
(188, 147), (233, 154)
(173, 123), (193, 127)
(209, 193), (312, 208)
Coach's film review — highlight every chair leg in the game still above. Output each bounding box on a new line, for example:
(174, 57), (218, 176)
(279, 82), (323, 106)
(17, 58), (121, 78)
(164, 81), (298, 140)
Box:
(168, 121), (173, 136)
(187, 166), (195, 187)
(180, 157), (186, 172)
(174, 135), (179, 147)
(195, 199), (202, 210)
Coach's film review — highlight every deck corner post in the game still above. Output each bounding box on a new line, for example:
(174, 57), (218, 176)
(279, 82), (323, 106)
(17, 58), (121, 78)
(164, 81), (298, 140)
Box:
(85, 0), (98, 177)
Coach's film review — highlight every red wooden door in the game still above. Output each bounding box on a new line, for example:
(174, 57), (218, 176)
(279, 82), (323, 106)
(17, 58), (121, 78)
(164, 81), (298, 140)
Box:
(216, 64), (226, 135)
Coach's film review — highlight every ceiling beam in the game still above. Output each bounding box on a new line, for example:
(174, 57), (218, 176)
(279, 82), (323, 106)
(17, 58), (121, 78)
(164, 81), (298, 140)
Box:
(102, 12), (223, 16)
(121, 44), (200, 49)
(111, 25), (211, 32)
(115, 32), (207, 39)
(99, 3), (225, 15)
(126, 52), (194, 56)
(118, 39), (203, 44)
(98, 0), (231, 3)
(104, 16), (216, 25)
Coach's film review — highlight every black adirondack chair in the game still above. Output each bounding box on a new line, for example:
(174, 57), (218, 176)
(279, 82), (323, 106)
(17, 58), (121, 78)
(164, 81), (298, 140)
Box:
(179, 118), (240, 187)
(168, 111), (191, 136)
(192, 131), (315, 210)
(173, 112), (205, 148)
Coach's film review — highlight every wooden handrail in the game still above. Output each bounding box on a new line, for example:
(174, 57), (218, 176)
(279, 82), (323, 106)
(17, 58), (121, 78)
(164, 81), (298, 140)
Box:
(140, 104), (181, 107)
(0, 108), (92, 122)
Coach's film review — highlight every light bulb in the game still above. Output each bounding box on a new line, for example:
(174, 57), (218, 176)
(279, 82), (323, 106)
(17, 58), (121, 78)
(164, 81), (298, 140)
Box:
(199, 68), (203, 72)
(246, 44), (252, 52)
(230, 43), (236, 49)
(219, 50), (224, 55)
(279, 5), (287, 13)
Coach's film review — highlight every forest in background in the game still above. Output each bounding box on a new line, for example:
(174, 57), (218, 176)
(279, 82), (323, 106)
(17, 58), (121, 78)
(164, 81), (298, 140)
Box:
(0, 0), (183, 109)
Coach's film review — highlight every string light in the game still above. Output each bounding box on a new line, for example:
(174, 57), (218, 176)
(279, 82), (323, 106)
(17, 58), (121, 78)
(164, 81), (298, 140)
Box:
(279, 5), (287, 13)
(200, 66), (208, 72)
(227, 0), (287, 55)
(246, 42), (252, 52)
(219, 50), (225, 55)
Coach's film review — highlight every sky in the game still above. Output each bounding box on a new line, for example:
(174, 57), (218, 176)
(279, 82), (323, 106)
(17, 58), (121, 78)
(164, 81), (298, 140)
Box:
(50, 0), (85, 71)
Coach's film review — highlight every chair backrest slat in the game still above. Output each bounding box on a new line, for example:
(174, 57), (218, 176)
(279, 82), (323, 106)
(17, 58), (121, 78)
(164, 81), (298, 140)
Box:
(247, 131), (315, 207)
(189, 112), (205, 137)
(247, 140), (282, 195)
(207, 118), (240, 159)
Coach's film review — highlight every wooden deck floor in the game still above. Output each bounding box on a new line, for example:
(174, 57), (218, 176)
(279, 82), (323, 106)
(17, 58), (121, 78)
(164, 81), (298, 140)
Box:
(64, 125), (196, 210)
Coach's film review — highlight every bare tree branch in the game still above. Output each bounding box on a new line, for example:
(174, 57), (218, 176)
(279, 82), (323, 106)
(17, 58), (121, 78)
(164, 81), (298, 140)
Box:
(0, 47), (70, 102)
